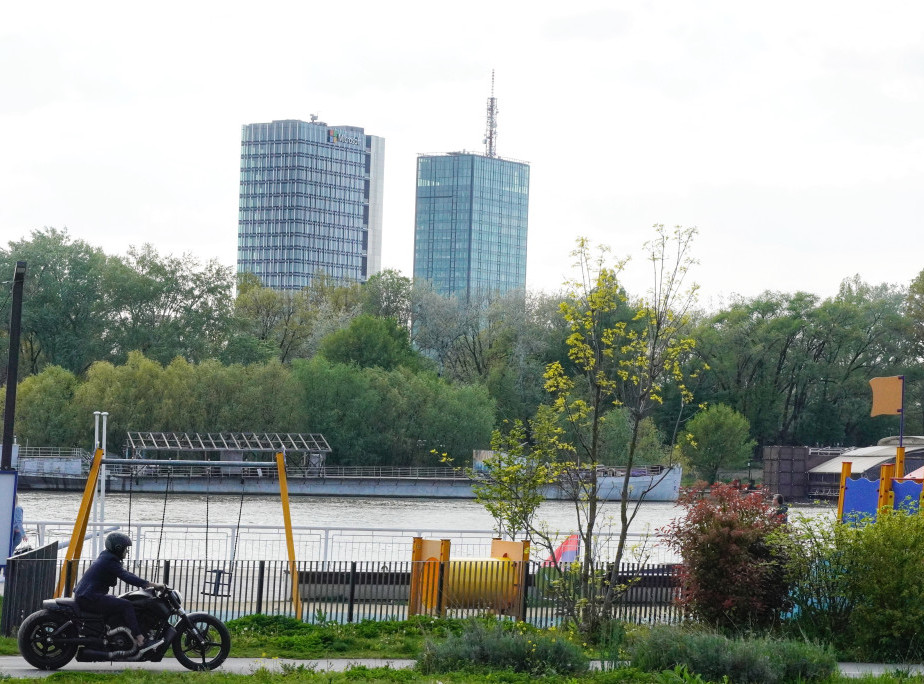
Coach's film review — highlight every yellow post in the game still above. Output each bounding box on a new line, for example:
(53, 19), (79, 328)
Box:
(276, 451), (301, 620)
(895, 446), (906, 480)
(836, 461), (852, 523)
(55, 448), (103, 598)
(878, 463), (896, 513)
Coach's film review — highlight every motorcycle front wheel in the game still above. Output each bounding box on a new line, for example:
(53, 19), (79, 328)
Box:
(17, 610), (78, 670)
(172, 612), (231, 671)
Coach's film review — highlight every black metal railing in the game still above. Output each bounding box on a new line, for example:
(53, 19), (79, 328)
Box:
(2, 557), (682, 633)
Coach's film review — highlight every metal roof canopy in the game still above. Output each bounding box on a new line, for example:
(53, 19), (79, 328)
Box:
(125, 432), (331, 454)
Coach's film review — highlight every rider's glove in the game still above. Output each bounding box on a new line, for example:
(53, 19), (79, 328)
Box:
(149, 582), (167, 591)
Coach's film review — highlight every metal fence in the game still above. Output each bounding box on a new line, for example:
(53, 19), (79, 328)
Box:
(1, 543), (59, 635)
(3, 555), (682, 633)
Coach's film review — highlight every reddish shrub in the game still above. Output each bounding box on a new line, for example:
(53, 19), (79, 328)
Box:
(660, 482), (789, 631)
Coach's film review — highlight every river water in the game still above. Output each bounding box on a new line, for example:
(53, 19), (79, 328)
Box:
(17, 490), (833, 536)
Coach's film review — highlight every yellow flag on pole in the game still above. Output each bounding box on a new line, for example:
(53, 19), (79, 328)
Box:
(870, 376), (903, 417)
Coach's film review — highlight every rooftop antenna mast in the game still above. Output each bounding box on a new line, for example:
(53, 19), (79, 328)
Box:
(484, 70), (498, 158)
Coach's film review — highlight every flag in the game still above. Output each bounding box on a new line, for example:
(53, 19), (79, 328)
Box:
(870, 376), (903, 417)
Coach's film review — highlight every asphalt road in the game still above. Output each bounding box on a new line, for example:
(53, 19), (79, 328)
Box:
(0, 656), (417, 679)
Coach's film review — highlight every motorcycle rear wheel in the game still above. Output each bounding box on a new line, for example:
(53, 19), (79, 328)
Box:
(172, 612), (230, 671)
(18, 610), (78, 670)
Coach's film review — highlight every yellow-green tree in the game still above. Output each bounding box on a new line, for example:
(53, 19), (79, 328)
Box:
(543, 226), (699, 632)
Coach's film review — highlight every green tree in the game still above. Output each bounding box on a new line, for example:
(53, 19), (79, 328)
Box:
(106, 244), (235, 365)
(319, 315), (422, 371)
(12, 365), (83, 447)
(470, 406), (567, 541)
(360, 269), (412, 329)
(232, 274), (315, 363)
(545, 228), (698, 586)
(680, 404), (755, 483)
(3, 228), (113, 375)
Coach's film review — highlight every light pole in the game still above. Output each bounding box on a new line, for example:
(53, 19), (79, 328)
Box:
(1, 262), (26, 471)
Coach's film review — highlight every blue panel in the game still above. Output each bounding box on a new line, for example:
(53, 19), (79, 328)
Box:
(842, 478), (880, 523)
(893, 480), (922, 514)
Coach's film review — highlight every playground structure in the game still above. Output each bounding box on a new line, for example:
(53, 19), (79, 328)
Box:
(54, 421), (327, 619)
(408, 537), (530, 620)
(836, 448), (924, 521)
(838, 375), (918, 521)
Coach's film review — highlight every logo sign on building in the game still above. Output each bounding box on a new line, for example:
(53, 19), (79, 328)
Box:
(328, 128), (361, 145)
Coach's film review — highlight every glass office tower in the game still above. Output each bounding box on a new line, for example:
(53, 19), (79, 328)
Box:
(413, 153), (529, 300)
(238, 119), (384, 290)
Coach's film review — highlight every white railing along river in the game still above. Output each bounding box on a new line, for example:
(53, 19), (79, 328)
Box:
(25, 520), (680, 565)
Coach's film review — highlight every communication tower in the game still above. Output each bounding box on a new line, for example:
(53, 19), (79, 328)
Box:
(484, 70), (498, 158)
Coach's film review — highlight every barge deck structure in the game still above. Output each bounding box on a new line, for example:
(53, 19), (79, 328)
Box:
(13, 435), (682, 502)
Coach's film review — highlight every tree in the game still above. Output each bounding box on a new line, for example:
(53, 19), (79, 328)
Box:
(476, 227), (699, 635)
(680, 404), (755, 483)
(470, 406), (566, 540)
(360, 269), (412, 329)
(545, 228), (698, 590)
(11, 365), (83, 447)
(319, 315), (423, 371)
(3, 228), (113, 375)
(105, 244), (235, 365)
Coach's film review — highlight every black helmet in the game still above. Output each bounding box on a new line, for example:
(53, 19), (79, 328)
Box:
(105, 532), (132, 559)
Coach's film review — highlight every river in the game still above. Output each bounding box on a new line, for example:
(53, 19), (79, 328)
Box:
(17, 490), (833, 536)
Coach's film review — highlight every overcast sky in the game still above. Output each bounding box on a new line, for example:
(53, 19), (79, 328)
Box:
(2, 1), (922, 310)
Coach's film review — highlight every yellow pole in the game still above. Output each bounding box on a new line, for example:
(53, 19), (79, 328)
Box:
(836, 461), (852, 523)
(276, 451), (301, 620)
(55, 448), (103, 597)
(895, 446), (906, 480)
(878, 463), (895, 513)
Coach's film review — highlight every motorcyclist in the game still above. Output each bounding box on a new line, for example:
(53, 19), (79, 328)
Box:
(73, 532), (166, 652)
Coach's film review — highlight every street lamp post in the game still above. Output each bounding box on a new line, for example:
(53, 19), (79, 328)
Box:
(2, 262), (26, 471)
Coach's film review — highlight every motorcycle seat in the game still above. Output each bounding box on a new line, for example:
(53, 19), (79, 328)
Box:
(51, 598), (104, 618)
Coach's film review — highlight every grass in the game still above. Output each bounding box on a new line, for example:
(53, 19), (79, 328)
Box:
(1, 613), (920, 683)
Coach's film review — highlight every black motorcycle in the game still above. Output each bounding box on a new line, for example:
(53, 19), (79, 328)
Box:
(18, 585), (231, 671)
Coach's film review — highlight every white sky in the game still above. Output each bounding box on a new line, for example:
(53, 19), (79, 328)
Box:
(2, 1), (922, 311)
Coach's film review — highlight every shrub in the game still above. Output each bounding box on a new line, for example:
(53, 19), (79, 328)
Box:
(627, 624), (836, 684)
(779, 513), (854, 649)
(660, 482), (790, 631)
(836, 508), (924, 661)
(417, 618), (588, 676)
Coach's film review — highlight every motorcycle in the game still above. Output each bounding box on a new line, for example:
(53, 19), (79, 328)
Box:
(17, 585), (231, 671)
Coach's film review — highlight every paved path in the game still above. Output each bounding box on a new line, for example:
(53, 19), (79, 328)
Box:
(1, 655), (922, 679)
(0, 656), (416, 679)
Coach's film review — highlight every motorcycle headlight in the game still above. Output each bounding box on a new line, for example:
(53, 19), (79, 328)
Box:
(171, 589), (183, 604)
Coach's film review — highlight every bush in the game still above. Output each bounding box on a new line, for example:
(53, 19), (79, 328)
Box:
(417, 618), (589, 676)
(627, 624), (836, 684)
(836, 508), (924, 661)
(660, 482), (790, 631)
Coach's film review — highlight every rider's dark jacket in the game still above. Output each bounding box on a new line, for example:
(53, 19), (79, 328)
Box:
(74, 549), (150, 599)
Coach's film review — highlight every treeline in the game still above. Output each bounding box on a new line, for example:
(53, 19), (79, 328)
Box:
(1, 227), (923, 466)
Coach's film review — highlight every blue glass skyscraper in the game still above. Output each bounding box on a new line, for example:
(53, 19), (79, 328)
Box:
(238, 119), (384, 290)
(413, 152), (529, 300)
